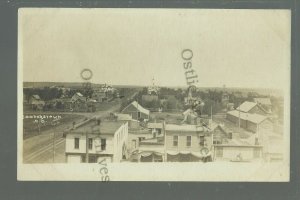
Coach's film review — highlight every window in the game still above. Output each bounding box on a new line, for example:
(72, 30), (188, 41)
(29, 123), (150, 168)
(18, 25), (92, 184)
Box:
(216, 147), (223, 157)
(186, 136), (191, 147)
(199, 136), (205, 146)
(88, 155), (97, 163)
(137, 112), (141, 118)
(138, 137), (145, 142)
(101, 139), (106, 150)
(74, 138), (80, 149)
(88, 138), (93, 150)
(173, 136), (178, 146)
(213, 140), (222, 145)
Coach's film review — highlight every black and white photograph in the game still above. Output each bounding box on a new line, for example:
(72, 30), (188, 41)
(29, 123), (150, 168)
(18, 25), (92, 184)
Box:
(18, 8), (290, 181)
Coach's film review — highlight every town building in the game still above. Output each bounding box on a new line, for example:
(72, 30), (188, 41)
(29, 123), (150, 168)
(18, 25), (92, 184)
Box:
(65, 118), (129, 163)
(128, 125), (153, 154)
(226, 110), (273, 134)
(236, 101), (268, 115)
(147, 122), (163, 138)
(134, 137), (165, 162)
(210, 124), (232, 145)
(129, 122), (165, 162)
(121, 101), (150, 121)
(213, 137), (263, 162)
(253, 98), (272, 113)
(165, 124), (212, 162)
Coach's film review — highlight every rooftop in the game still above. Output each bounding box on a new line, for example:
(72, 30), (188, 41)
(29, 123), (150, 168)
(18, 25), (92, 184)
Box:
(147, 122), (163, 129)
(227, 110), (268, 124)
(165, 124), (204, 132)
(237, 101), (257, 113)
(76, 92), (83, 97)
(70, 119), (125, 135)
(114, 113), (133, 121)
(122, 101), (150, 115)
(253, 98), (272, 105)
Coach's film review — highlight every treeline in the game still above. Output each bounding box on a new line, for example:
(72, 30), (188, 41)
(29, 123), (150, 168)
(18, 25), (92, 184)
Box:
(23, 87), (95, 102)
(23, 87), (63, 102)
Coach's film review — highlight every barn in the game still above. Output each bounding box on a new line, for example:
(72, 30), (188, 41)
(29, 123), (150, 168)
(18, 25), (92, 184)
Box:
(121, 101), (150, 121)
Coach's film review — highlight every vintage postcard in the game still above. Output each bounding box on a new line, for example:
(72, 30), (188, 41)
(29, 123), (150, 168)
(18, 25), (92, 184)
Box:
(18, 8), (291, 181)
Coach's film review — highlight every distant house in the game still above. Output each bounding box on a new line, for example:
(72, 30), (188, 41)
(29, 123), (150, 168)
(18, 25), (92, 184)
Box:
(65, 119), (129, 163)
(165, 124), (212, 162)
(121, 101), (150, 121)
(226, 110), (273, 133)
(236, 101), (268, 115)
(92, 91), (107, 102)
(71, 92), (86, 103)
(253, 98), (272, 113)
(29, 95), (45, 110)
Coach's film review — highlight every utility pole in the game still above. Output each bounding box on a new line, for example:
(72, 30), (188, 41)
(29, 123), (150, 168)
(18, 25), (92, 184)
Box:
(238, 102), (241, 131)
(52, 126), (55, 163)
(163, 120), (167, 162)
(211, 105), (213, 146)
(51, 119), (60, 163)
(85, 130), (89, 163)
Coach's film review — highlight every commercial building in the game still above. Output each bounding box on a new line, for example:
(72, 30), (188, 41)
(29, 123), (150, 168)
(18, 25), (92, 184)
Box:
(213, 135), (263, 162)
(165, 124), (212, 162)
(65, 118), (128, 163)
(226, 110), (273, 134)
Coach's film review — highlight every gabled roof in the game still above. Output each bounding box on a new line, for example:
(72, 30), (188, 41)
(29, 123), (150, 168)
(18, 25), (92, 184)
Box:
(122, 101), (150, 115)
(114, 113), (133, 121)
(236, 101), (257, 112)
(76, 92), (83, 97)
(72, 92), (86, 102)
(227, 110), (268, 124)
(253, 98), (272, 106)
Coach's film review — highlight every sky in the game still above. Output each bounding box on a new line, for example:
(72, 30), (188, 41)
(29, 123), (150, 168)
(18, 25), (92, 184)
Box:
(19, 8), (291, 89)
